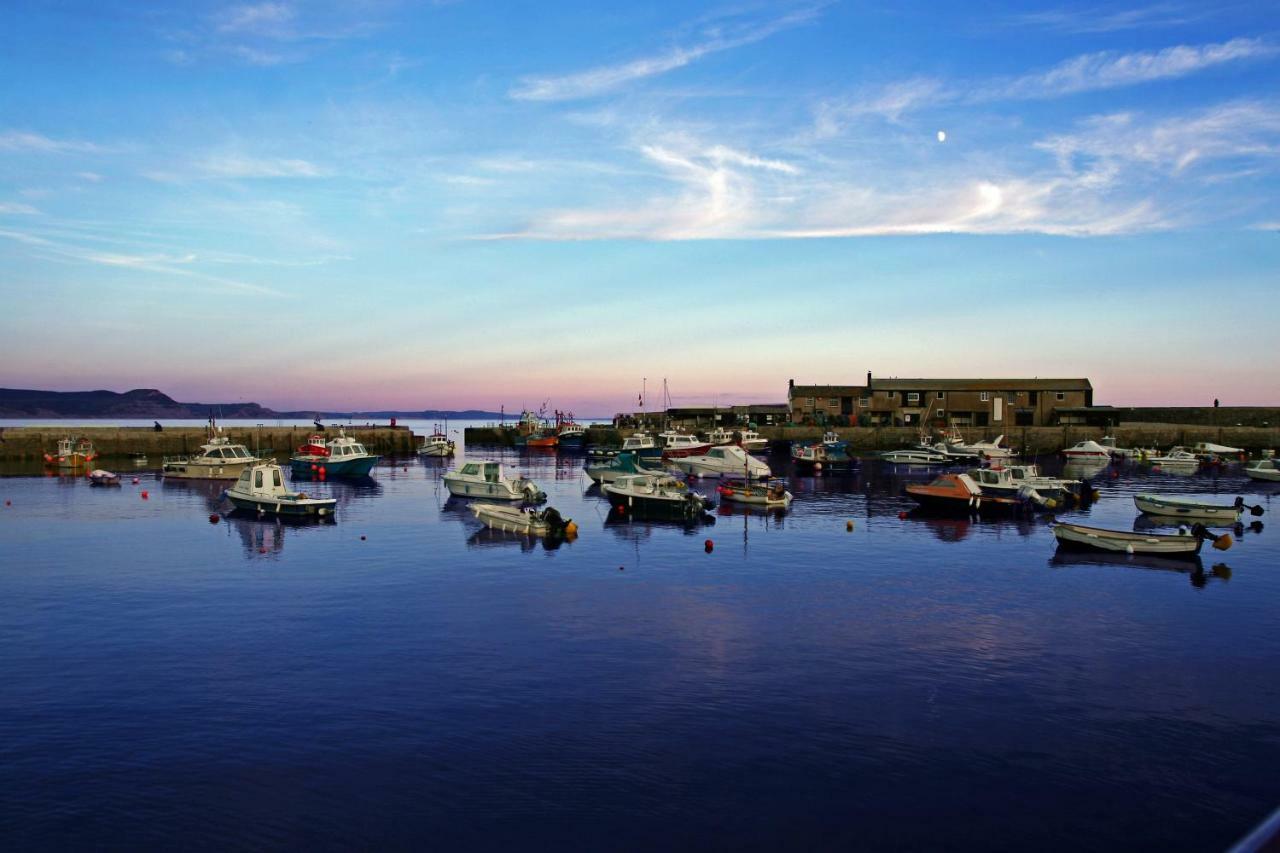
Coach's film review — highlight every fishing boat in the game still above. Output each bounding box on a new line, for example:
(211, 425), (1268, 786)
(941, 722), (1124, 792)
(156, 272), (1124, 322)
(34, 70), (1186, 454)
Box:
(904, 473), (1038, 514)
(289, 429), (380, 478)
(1133, 494), (1263, 524)
(87, 469), (120, 486)
(620, 431), (661, 459)
(878, 447), (947, 465)
(418, 425), (456, 457)
(670, 444), (771, 479)
(967, 468), (1060, 506)
(223, 462), (337, 517)
(1244, 459), (1280, 482)
(737, 429), (769, 452)
(1062, 439), (1112, 460)
(162, 432), (264, 480)
(717, 477), (792, 508)
(443, 460), (546, 502)
(602, 473), (714, 520)
(793, 441), (856, 472)
(470, 502), (577, 537)
(1051, 521), (1229, 557)
(584, 451), (666, 484)
(705, 427), (734, 446)
(660, 433), (712, 459)
(556, 421), (586, 448)
(44, 437), (97, 468)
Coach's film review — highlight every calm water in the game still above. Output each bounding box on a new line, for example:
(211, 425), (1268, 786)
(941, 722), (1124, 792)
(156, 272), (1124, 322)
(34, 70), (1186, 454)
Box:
(2, 436), (1279, 850)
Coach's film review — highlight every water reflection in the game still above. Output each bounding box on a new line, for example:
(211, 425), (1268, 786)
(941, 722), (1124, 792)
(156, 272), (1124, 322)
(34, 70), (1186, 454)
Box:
(465, 527), (568, 551)
(1049, 551), (1232, 587)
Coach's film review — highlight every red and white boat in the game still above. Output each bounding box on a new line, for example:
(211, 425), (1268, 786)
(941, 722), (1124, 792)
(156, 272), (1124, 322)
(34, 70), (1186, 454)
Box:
(660, 433), (712, 459)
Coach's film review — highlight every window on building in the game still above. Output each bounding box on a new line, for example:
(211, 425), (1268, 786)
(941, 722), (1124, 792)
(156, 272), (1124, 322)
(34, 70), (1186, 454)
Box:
(1056, 392), (1065, 401)
(979, 392), (989, 402)
(805, 397), (814, 407)
(936, 391), (945, 399)
(884, 390), (893, 398)
(907, 392), (920, 403)
(937, 409), (946, 419)
(858, 397), (870, 407)
(827, 398), (838, 408)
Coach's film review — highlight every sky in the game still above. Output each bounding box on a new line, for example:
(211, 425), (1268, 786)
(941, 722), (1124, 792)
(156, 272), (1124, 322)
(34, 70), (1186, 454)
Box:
(1, 0), (1278, 414)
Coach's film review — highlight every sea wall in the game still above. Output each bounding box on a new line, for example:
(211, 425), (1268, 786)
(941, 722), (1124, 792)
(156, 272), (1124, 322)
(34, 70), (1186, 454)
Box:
(0, 426), (420, 461)
(759, 426), (1280, 454)
(1113, 407), (1280, 428)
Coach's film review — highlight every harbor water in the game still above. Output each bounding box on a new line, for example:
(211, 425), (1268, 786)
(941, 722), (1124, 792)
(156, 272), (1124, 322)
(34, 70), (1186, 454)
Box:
(2, 423), (1279, 849)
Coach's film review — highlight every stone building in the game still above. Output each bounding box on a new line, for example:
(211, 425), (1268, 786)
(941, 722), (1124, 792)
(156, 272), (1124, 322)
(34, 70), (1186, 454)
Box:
(788, 374), (1093, 427)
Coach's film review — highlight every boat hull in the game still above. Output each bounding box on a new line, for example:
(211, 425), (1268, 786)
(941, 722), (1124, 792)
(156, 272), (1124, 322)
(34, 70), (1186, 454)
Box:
(1134, 495), (1241, 524)
(1052, 522), (1203, 556)
(225, 492), (336, 517)
(1245, 464), (1280, 482)
(163, 460), (257, 480)
(289, 454), (380, 478)
(602, 486), (707, 520)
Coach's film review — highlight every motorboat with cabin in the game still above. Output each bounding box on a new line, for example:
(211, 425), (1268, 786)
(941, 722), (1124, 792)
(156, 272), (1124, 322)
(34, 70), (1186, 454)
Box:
(904, 472), (1039, 514)
(1244, 459), (1280, 482)
(224, 462), (337, 517)
(88, 469), (120, 486)
(737, 429), (769, 452)
(162, 432), (264, 480)
(660, 433), (712, 459)
(1062, 439), (1113, 460)
(418, 425), (456, 457)
(620, 431), (661, 459)
(669, 444), (771, 479)
(602, 473), (714, 520)
(879, 447), (947, 465)
(44, 437), (97, 468)
(289, 428), (380, 478)
(793, 440), (856, 472)
(1145, 448), (1200, 467)
(443, 460), (546, 502)
(1192, 441), (1244, 459)
(705, 427), (734, 446)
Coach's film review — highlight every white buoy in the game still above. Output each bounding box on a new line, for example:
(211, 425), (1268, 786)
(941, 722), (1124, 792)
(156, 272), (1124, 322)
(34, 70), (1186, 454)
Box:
(1125, 544), (1135, 555)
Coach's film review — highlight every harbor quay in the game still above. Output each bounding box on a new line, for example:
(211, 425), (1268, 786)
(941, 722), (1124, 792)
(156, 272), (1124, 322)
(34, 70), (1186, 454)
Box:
(463, 423), (1280, 454)
(0, 425), (419, 461)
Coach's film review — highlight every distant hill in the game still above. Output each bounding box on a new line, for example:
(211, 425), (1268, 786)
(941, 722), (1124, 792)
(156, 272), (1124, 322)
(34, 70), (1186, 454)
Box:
(0, 388), (510, 420)
(0, 388), (274, 419)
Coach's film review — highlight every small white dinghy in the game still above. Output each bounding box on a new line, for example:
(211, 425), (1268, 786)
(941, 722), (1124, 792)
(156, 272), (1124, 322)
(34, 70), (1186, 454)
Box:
(1133, 494), (1264, 524)
(717, 478), (792, 508)
(1051, 521), (1230, 557)
(470, 502), (577, 537)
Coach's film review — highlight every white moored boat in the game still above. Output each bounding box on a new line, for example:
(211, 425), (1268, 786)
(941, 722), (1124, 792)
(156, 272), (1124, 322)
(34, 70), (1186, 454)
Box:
(1134, 494), (1263, 524)
(963, 435), (1015, 460)
(660, 432), (713, 459)
(444, 460), (545, 502)
(163, 432), (264, 480)
(1193, 441), (1244, 458)
(418, 425), (455, 457)
(1146, 448), (1200, 467)
(1062, 439), (1112, 460)
(737, 429), (769, 452)
(717, 478), (792, 508)
(1052, 521), (1229, 557)
(878, 447), (947, 465)
(705, 427), (734, 446)
(224, 463), (337, 517)
(670, 445), (771, 479)
(602, 473), (713, 520)
(470, 502), (576, 536)
(1244, 459), (1280, 482)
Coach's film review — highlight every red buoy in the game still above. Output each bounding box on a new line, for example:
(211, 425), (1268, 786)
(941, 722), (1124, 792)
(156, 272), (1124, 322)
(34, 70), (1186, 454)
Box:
(897, 510), (907, 520)
(616, 504), (626, 514)
(704, 538), (714, 552)
(259, 546), (267, 554)
(311, 463), (318, 471)
(141, 490), (149, 500)
(208, 514), (220, 524)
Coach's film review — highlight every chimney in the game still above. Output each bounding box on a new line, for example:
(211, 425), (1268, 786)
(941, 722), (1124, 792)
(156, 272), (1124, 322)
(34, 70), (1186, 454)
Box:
(788, 378), (794, 389)
(866, 371), (873, 390)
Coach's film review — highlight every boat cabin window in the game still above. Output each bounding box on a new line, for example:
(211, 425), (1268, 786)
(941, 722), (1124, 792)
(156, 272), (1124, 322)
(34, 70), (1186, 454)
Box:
(353, 444), (366, 455)
(273, 469), (282, 487)
(460, 463), (480, 476)
(709, 449), (725, 459)
(483, 463), (499, 482)
(236, 470), (251, 486)
(255, 470), (264, 488)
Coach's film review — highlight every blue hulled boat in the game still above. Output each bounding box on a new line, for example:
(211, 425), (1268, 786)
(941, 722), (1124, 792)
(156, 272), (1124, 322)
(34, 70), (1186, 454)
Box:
(290, 429), (380, 478)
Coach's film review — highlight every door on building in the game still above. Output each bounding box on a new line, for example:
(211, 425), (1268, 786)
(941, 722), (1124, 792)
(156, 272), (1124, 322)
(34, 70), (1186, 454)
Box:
(1015, 410), (1034, 426)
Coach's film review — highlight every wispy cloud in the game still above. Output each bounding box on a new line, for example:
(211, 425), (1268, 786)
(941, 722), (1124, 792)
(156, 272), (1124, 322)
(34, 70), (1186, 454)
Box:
(0, 202), (41, 215)
(509, 5), (826, 101)
(215, 2), (295, 36)
(199, 153), (328, 178)
(1009, 3), (1214, 34)
(484, 99), (1280, 242)
(0, 130), (103, 154)
(982, 37), (1276, 100)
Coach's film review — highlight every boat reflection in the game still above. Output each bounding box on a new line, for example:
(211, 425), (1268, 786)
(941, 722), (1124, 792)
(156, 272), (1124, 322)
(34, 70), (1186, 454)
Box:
(1050, 551), (1231, 587)
(161, 476), (227, 511)
(1063, 459), (1111, 480)
(216, 508), (336, 557)
(603, 508), (715, 538)
(1135, 515), (1264, 535)
(465, 527), (569, 551)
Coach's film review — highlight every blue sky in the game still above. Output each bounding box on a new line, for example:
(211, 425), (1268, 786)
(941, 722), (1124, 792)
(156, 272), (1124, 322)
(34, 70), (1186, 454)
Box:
(1, 0), (1277, 413)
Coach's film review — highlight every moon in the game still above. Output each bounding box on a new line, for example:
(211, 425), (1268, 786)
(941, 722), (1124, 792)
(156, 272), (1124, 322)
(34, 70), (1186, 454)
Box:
(937, 130), (947, 143)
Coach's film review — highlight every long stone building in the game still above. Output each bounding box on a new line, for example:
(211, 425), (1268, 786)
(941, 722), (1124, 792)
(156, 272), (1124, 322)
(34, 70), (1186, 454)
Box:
(788, 374), (1094, 428)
